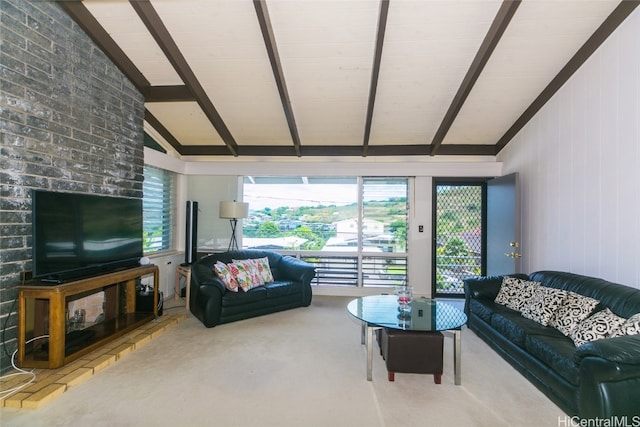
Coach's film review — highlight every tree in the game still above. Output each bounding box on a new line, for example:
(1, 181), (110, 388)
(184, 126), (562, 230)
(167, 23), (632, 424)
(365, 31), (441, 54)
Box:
(389, 219), (406, 251)
(436, 237), (471, 272)
(292, 225), (325, 250)
(256, 222), (281, 237)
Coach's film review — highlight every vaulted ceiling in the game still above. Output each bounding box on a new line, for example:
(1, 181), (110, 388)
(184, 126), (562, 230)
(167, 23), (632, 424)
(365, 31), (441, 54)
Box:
(58, 0), (637, 158)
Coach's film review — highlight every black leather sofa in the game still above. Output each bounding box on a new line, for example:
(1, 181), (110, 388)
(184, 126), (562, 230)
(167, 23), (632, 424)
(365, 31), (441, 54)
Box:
(189, 250), (315, 328)
(464, 271), (640, 418)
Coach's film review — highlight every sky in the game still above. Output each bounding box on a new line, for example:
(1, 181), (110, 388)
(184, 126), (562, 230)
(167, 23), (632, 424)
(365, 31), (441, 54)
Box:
(243, 183), (358, 210)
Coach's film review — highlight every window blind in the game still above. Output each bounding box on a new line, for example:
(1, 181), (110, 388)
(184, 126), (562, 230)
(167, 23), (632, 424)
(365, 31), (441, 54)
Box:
(143, 165), (174, 253)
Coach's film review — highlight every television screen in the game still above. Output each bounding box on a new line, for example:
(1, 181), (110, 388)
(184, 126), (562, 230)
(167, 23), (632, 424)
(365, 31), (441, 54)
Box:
(32, 190), (143, 282)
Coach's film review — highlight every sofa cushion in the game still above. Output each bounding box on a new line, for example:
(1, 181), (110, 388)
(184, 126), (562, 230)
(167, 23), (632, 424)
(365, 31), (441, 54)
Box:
(495, 277), (540, 312)
(610, 313), (640, 338)
(549, 292), (599, 336)
(468, 299), (499, 324)
(221, 286), (267, 307)
(521, 286), (568, 326)
(570, 308), (627, 347)
(525, 333), (580, 385)
(264, 281), (300, 298)
(491, 311), (550, 348)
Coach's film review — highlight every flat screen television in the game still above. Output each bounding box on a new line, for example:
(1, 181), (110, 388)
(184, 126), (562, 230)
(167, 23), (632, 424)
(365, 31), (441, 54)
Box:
(32, 190), (143, 283)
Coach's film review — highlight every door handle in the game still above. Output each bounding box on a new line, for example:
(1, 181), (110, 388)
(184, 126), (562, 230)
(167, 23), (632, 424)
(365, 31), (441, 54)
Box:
(504, 252), (522, 258)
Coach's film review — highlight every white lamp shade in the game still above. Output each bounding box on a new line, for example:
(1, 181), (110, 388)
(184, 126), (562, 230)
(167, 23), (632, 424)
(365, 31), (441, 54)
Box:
(219, 201), (249, 219)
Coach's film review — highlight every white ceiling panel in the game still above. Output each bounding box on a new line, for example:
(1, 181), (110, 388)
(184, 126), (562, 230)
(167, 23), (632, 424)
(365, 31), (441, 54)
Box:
(267, 0), (380, 145)
(150, 0), (293, 146)
(443, 0), (621, 145)
(83, 0), (182, 86)
(369, 0), (503, 146)
(146, 102), (225, 146)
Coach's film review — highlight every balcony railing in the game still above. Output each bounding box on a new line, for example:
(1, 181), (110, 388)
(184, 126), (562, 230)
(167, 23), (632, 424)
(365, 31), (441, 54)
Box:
(435, 255), (481, 294)
(280, 250), (407, 288)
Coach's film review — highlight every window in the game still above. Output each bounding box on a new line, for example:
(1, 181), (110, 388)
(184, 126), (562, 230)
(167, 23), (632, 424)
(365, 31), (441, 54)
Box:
(143, 165), (175, 253)
(243, 176), (408, 287)
(433, 180), (485, 297)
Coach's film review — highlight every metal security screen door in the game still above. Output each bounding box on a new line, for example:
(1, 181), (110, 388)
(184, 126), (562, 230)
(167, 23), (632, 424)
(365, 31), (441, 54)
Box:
(433, 181), (486, 297)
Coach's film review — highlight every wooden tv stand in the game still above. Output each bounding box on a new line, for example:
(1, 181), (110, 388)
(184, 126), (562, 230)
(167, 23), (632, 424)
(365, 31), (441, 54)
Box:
(18, 265), (159, 369)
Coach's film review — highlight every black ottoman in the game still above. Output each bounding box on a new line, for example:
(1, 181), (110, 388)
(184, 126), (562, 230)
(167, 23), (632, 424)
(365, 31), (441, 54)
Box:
(377, 328), (444, 383)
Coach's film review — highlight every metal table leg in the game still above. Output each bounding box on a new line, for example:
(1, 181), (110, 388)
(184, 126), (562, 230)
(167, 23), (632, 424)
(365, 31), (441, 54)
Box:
(366, 325), (374, 381)
(453, 329), (462, 385)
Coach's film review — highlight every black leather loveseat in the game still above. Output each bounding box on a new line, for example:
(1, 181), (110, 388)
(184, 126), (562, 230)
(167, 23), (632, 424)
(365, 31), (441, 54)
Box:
(464, 271), (640, 418)
(189, 250), (315, 328)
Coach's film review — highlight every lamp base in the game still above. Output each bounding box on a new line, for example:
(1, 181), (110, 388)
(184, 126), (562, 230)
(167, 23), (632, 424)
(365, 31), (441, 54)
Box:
(227, 218), (239, 251)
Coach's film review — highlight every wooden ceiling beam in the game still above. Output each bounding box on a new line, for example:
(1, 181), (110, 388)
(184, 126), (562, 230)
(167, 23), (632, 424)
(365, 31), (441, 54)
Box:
(177, 144), (495, 157)
(254, 0), (302, 157)
(362, 0), (390, 157)
(130, 0), (239, 156)
(145, 85), (195, 102)
(144, 109), (184, 154)
(429, 0), (521, 156)
(56, 0), (150, 93)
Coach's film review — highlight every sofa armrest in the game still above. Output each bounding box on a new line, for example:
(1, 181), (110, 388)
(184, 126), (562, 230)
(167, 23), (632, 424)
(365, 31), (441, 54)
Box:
(575, 334), (640, 365)
(191, 262), (227, 293)
(578, 355), (640, 417)
(464, 276), (504, 300)
(276, 256), (316, 285)
(577, 336), (640, 417)
(463, 274), (528, 318)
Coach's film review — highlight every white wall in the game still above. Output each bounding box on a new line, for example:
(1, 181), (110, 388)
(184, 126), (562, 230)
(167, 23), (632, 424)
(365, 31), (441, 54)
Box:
(186, 175), (243, 251)
(498, 8), (640, 288)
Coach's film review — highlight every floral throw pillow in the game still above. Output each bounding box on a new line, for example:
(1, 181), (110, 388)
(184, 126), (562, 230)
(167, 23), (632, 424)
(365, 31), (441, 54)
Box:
(549, 292), (599, 336)
(494, 277), (539, 312)
(253, 256), (274, 283)
(230, 259), (264, 291)
(570, 308), (627, 347)
(213, 261), (239, 292)
(610, 313), (640, 338)
(521, 286), (568, 326)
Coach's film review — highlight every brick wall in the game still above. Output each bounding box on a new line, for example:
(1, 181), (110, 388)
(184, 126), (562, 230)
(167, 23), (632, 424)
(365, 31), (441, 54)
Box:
(0, 0), (145, 373)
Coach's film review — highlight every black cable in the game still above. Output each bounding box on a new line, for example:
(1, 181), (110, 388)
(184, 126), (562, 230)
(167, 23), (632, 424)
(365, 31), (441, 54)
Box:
(2, 297), (18, 361)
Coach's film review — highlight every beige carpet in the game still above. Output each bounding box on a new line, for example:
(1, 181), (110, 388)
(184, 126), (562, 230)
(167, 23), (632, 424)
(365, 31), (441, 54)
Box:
(0, 296), (565, 427)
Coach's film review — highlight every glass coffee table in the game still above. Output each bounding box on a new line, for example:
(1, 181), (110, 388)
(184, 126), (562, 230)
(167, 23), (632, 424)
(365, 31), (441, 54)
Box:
(347, 295), (467, 384)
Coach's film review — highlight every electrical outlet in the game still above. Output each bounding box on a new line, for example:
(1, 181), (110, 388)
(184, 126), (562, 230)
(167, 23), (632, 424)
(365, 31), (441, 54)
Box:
(418, 225), (424, 232)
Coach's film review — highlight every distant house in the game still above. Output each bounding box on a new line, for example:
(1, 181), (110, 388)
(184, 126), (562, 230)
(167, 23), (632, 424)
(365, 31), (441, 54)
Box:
(322, 237), (382, 252)
(334, 218), (384, 240)
(244, 236), (308, 250)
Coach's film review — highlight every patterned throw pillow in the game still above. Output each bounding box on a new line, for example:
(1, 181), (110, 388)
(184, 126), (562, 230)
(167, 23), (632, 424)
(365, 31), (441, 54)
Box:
(229, 259), (264, 291)
(549, 292), (599, 336)
(610, 313), (640, 338)
(521, 286), (568, 326)
(253, 256), (274, 283)
(494, 277), (539, 312)
(570, 308), (627, 347)
(213, 261), (239, 292)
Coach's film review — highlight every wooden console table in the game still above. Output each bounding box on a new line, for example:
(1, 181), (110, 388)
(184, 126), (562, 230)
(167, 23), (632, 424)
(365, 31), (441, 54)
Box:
(18, 265), (159, 369)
